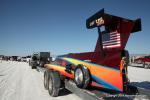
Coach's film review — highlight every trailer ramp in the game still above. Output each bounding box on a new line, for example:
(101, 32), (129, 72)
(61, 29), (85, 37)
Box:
(65, 80), (149, 100)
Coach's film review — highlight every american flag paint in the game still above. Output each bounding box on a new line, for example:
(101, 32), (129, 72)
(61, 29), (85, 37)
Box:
(102, 31), (121, 49)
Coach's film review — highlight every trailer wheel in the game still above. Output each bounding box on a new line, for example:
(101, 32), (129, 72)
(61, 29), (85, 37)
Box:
(44, 70), (49, 90)
(74, 64), (90, 89)
(48, 71), (61, 97)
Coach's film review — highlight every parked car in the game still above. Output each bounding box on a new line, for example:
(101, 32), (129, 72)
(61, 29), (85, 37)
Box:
(21, 57), (27, 62)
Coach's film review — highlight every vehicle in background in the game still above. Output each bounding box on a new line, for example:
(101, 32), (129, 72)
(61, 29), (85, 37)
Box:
(0, 55), (4, 59)
(29, 53), (38, 69)
(21, 57), (27, 62)
(17, 56), (21, 62)
(30, 52), (51, 69)
(134, 55), (150, 68)
(26, 56), (31, 63)
(0, 55), (4, 62)
(11, 56), (18, 61)
(0, 55), (4, 58)
(3, 56), (9, 61)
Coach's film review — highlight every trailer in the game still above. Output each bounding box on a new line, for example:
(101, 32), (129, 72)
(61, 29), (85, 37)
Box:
(42, 9), (149, 99)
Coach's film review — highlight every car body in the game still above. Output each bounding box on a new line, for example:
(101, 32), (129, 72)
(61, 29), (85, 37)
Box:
(21, 57), (27, 62)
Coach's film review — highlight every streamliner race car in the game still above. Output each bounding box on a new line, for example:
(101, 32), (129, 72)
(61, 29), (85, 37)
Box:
(43, 9), (142, 98)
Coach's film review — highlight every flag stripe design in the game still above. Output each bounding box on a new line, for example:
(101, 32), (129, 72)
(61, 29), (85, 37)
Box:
(102, 31), (121, 48)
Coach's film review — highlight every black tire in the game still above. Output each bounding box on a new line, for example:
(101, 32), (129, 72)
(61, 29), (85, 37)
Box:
(74, 64), (90, 89)
(44, 70), (49, 90)
(48, 71), (61, 97)
(31, 66), (34, 69)
(31, 66), (36, 69)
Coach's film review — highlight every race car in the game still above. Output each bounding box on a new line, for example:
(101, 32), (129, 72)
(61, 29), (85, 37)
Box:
(44, 9), (141, 97)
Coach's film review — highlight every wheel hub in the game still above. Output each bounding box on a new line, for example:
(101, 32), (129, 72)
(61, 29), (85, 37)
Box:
(75, 68), (83, 84)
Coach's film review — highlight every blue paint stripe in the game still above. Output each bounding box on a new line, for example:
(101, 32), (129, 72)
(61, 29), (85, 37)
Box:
(91, 75), (122, 92)
(60, 57), (120, 72)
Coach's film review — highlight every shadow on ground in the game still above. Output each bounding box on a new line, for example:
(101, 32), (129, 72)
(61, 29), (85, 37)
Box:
(131, 81), (150, 90)
(59, 89), (72, 96)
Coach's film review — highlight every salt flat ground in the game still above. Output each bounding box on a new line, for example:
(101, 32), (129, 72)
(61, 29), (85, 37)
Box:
(0, 61), (150, 100)
(128, 65), (150, 90)
(0, 61), (81, 100)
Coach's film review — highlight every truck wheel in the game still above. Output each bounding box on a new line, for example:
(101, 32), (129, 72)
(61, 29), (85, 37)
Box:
(48, 71), (61, 97)
(31, 66), (34, 69)
(74, 64), (90, 89)
(32, 66), (36, 69)
(44, 70), (49, 90)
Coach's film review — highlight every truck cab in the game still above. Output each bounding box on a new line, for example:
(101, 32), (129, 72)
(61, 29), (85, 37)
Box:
(30, 52), (51, 69)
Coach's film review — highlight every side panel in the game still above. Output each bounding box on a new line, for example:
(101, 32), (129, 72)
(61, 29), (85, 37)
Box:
(91, 64), (123, 91)
(61, 57), (123, 92)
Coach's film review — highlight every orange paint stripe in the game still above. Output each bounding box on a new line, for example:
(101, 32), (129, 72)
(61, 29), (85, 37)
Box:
(46, 64), (74, 79)
(91, 65), (123, 90)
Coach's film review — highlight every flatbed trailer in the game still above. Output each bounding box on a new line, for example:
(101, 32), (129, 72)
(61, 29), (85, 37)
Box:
(41, 8), (150, 99)
(37, 66), (150, 99)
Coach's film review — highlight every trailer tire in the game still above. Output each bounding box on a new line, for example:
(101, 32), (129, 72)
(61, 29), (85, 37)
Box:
(44, 70), (49, 90)
(48, 71), (61, 97)
(74, 64), (90, 89)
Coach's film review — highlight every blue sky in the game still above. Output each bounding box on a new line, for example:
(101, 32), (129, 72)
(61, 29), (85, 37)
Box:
(0, 0), (150, 56)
